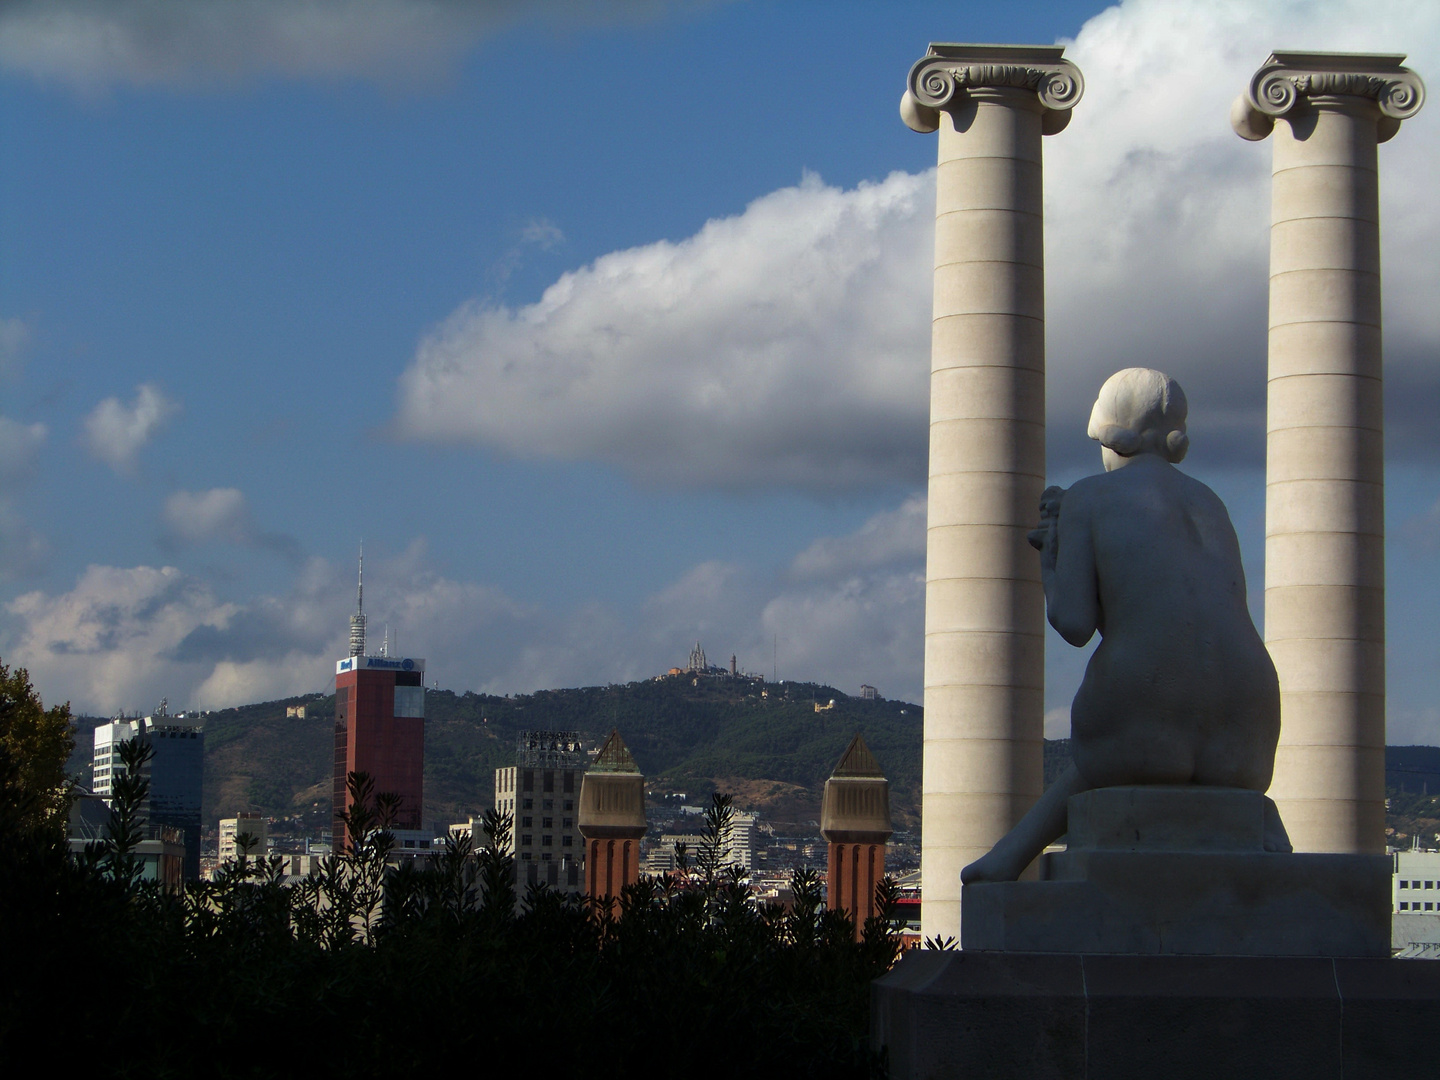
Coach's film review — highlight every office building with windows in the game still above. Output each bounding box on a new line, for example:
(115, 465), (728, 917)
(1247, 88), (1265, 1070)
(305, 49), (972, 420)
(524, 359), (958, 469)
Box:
(92, 702), (204, 880)
(218, 812), (269, 864)
(495, 730), (586, 895)
(331, 552), (426, 851)
(333, 653), (426, 849)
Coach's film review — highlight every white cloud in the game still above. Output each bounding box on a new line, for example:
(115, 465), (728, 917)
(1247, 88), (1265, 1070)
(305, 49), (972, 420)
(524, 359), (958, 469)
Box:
(83, 383), (179, 475)
(1045, 0), (1440, 467)
(0, 0), (684, 90)
(0, 502), (48, 581)
(162, 488), (248, 545)
(395, 0), (1440, 490)
(161, 486), (304, 561)
(519, 219), (565, 250)
(790, 496), (925, 580)
(0, 415), (49, 579)
(0, 497), (930, 714)
(396, 170), (933, 490)
(0, 317), (29, 378)
(0, 417), (47, 487)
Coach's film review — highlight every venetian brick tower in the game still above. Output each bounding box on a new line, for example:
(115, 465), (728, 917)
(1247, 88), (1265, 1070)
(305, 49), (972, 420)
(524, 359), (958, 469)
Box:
(822, 734), (894, 940)
(578, 730), (647, 916)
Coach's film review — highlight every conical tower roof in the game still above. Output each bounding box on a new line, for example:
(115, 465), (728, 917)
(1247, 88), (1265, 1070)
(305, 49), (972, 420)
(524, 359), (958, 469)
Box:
(590, 729), (641, 774)
(830, 733), (884, 778)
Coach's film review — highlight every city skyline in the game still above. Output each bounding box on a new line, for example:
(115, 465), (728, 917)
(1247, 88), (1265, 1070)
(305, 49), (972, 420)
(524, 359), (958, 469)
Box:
(2, 1), (1439, 745)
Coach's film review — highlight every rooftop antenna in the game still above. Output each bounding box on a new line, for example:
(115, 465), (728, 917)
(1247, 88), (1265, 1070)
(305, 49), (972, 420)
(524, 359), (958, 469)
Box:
(349, 543), (367, 658)
(382, 623), (389, 658)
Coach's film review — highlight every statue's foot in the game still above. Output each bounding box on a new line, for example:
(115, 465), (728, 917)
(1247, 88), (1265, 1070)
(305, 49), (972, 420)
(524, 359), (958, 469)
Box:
(1262, 796), (1293, 853)
(961, 836), (1032, 884)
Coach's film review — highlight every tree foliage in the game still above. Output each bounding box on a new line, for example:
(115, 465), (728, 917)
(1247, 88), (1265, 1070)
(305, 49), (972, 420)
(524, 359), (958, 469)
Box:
(3, 744), (901, 1077)
(0, 660), (73, 840)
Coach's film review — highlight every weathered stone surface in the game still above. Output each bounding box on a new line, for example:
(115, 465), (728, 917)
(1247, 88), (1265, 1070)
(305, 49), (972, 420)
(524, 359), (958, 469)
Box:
(963, 850), (1390, 956)
(1234, 51), (1426, 856)
(873, 951), (1440, 1080)
(901, 43), (1083, 941)
(1065, 785), (1267, 852)
(962, 786), (1388, 956)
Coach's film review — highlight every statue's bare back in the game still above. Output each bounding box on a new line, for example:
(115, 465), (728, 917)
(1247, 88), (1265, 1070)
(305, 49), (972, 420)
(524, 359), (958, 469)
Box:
(963, 369), (1286, 885)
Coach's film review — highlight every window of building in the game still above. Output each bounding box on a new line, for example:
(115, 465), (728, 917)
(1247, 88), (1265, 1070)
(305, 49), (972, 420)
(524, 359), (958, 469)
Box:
(542, 818), (553, 829)
(521, 834), (532, 846)
(522, 769), (535, 792)
(523, 799), (533, 810)
(1400, 880), (1410, 889)
(542, 853), (552, 861)
(562, 835), (573, 847)
(1401, 902), (1410, 910)
(542, 835), (553, 846)
(521, 852), (532, 861)
(562, 817), (573, 829)
(543, 799), (553, 810)
(563, 771), (575, 794)
(1429, 903), (1436, 912)
(543, 770), (555, 793)
(522, 817), (532, 828)
(1428, 881), (1435, 890)
(564, 800), (573, 811)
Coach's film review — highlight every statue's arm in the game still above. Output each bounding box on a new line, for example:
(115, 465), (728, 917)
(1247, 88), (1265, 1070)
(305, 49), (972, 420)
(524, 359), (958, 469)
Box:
(1043, 490), (1099, 647)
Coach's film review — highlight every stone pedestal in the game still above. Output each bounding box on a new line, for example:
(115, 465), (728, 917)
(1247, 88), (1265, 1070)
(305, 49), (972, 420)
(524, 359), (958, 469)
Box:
(900, 43), (1083, 942)
(872, 951), (1440, 1080)
(962, 787), (1390, 956)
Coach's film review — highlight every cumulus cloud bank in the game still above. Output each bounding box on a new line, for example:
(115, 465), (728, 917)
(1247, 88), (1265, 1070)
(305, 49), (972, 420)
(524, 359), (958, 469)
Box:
(161, 487), (302, 561)
(2, 500), (927, 715)
(0, 0), (681, 90)
(83, 384), (179, 476)
(395, 0), (1440, 490)
(0, 415), (48, 579)
(397, 171), (934, 491)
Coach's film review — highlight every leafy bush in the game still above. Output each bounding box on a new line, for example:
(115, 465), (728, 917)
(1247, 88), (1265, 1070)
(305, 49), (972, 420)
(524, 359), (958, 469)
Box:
(4, 754), (900, 1078)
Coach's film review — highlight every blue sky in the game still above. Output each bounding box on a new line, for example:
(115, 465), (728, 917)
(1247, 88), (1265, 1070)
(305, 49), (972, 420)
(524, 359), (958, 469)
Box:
(1, 0), (1438, 745)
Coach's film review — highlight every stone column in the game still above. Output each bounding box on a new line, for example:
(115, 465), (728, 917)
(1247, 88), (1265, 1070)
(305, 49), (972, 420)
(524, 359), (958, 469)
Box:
(577, 730), (647, 917)
(901, 44), (1083, 941)
(1233, 53), (1425, 854)
(821, 734), (893, 940)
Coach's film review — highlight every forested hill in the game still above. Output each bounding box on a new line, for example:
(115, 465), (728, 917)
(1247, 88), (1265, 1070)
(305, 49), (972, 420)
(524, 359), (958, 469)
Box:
(70, 676), (927, 832)
(66, 676), (1440, 841)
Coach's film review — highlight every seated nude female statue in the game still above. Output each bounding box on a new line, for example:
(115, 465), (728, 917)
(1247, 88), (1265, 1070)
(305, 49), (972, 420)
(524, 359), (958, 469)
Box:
(962, 368), (1288, 884)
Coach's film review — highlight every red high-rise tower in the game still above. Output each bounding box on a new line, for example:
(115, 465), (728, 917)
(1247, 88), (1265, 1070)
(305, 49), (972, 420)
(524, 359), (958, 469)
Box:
(332, 550), (425, 850)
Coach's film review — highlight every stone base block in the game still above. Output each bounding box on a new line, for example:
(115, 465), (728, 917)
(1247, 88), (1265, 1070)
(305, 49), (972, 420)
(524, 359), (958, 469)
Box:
(872, 950), (1440, 1080)
(963, 851), (1390, 956)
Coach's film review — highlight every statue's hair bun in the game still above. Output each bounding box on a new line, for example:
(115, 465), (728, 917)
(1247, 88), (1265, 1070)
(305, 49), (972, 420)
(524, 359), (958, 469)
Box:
(1088, 368), (1189, 462)
(1165, 428), (1190, 463)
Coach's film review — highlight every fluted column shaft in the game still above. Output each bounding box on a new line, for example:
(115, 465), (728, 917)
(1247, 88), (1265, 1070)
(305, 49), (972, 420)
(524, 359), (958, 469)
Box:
(1234, 52), (1425, 855)
(902, 45), (1082, 942)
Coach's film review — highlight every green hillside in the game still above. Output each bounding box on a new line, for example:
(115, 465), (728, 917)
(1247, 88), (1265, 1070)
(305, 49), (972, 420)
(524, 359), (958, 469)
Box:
(70, 675), (925, 832)
(65, 678), (1440, 842)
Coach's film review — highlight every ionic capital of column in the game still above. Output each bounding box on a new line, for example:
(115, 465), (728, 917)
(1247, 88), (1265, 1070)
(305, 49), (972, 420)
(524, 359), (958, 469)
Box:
(901, 43), (1084, 136)
(1232, 51), (1425, 143)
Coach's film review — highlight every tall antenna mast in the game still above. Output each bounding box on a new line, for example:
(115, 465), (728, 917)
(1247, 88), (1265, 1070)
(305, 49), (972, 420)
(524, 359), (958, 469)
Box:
(349, 543), (367, 657)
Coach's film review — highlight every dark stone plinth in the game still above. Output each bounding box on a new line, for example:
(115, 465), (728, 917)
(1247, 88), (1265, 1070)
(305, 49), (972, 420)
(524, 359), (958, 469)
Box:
(872, 950), (1440, 1080)
(963, 852), (1391, 956)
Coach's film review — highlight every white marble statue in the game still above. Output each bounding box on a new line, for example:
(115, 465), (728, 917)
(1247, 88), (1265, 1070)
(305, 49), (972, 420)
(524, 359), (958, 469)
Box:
(962, 368), (1288, 884)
